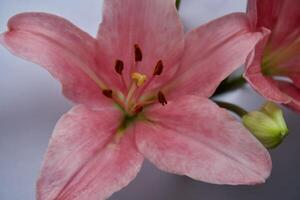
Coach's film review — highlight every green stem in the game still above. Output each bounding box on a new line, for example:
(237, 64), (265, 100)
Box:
(213, 76), (246, 97)
(215, 101), (248, 117)
(176, 0), (181, 10)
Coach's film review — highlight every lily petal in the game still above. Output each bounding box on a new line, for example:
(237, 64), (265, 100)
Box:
(37, 105), (143, 200)
(136, 96), (271, 185)
(167, 13), (264, 99)
(247, 0), (300, 49)
(0, 13), (107, 107)
(280, 47), (300, 74)
(278, 81), (300, 113)
(291, 75), (300, 89)
(97, 0), (184, 91)
(244, 30), (292, 103)
(247, 0), (281, 31)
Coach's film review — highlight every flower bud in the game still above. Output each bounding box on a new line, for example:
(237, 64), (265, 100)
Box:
(242, 102), (288, 149)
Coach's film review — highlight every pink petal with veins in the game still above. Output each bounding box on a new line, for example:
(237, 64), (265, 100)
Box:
(278, 81), (300, 113)
(37, 105), (143, 200)
(246, 0), (300, 113)
(97, 0), (184, 92)
(244, 29), (291, 103)
(247, 0), (300, 50)
(136, 96), (271, 185)
(167, 13), (264, 99)
(290, 75), (300, 89)
(0, 13), (107, 107)
(247, 0), (281, 31)
(278, 46), (300, 76)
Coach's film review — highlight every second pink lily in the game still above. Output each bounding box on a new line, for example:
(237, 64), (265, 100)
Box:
(245, 0), (300, 113)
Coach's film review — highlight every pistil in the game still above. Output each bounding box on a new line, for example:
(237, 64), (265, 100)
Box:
(125, 82), (137, 108)
(125, 72), (147, 111)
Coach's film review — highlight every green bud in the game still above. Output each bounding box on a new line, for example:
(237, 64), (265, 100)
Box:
(242, 102), (288, 149)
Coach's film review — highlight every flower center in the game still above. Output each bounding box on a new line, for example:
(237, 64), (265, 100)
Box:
(102, 44), (168, 118)
(262, 38), (300, 76)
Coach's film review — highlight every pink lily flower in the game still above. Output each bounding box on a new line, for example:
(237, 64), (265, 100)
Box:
(245, 0), (300, 113)
(1, 0), (271, 199)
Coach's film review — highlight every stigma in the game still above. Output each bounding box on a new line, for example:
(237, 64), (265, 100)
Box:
(131, 72), (147, 87)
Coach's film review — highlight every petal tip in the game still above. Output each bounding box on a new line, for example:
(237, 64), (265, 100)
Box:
(253, 149), (272, 185)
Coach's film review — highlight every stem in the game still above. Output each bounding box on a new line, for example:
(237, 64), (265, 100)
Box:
(176, 0), (181, 10)
(213, 76), (246, 97)
(215, 101), (248, 117)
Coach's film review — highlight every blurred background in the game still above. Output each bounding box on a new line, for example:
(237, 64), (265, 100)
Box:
(0, 0), (299, 199)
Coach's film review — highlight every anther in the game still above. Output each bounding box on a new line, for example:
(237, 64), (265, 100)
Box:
(134, 105), (144, 114)
(131, 72), (147, 87)
(102, 89), (113, 98)
(158, 91), (167, 106)
(134, 44), (143, 62)
(153, 60), (164, 76)
(115, 59), (124, 75)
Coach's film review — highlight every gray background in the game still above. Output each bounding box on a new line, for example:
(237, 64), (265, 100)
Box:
(0, 0), (299, 200)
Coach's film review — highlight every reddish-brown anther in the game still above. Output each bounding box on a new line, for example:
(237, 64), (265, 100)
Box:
(102, 89), (113, 98)
(115, 59), (124, 75)
(134, 105), (144, 114)
(134, 44), (142, 62)
(153, 60), (163, 76)
(157, 91), (167, 106)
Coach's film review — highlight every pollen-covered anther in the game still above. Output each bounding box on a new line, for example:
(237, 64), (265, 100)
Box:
(153, 60), (164, 76)
(134, 44), (143, 62)
(102, 89), (113, 98)
(158, 91), (167, 106)
(131, 72), (147, 87)
(115, 59), (124, 75)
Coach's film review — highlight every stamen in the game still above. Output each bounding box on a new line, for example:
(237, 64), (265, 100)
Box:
(115, 59), (127, 89)
(134, 44), (143, 62)
(134, 105), (144, 114)
(153, 60), (164, 76)
(158, 91), (167, 106)
(115, 59), (124, 75)
(135, 60), (163, 102)
(102, 89), (113, 98)
(131, 72), (147, 87)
